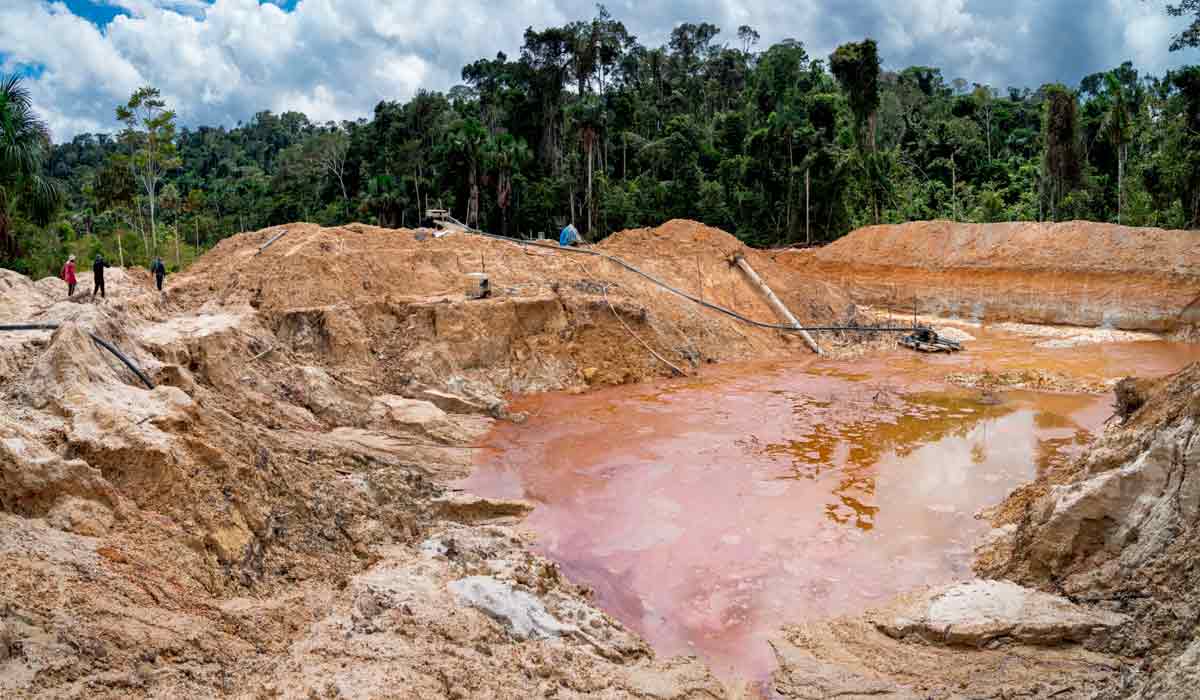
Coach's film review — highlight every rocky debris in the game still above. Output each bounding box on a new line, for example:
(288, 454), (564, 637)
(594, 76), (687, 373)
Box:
(997, 415), (1197, 592)
(770, 645), (910, 699)
(45, 495), (115, 536)
(432, 492), (533, 524)
(415, 386), (497, 415)
(0, 415), (120, 522)
(0, 618), (13, 663)
(945, 368), (1114, 394)
(1126, 638), (1200, 699)
(449, 575), (575, 640)
(22, 322), (129, 407)
(978, 364), (1200, 698)
(289, 364), (368, 426)
(874, 580), (1126, 647)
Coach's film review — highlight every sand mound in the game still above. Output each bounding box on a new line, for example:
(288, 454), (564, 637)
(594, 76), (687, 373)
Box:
(813, 220), (1198, 276)
(171, 220), (852, 394)
(777, 220), (1200, 331)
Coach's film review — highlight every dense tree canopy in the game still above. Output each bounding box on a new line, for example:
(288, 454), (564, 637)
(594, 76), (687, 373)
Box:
(3, 6), (1199, 278)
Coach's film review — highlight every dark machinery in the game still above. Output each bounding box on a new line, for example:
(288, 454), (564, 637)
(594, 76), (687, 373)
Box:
(899, 327), (964, 353)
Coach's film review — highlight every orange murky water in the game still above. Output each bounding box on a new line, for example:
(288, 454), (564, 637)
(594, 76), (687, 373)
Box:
(459, 330), (1198, 690)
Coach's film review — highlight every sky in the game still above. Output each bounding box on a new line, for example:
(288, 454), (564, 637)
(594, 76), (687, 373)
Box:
(1, 0), (1195, 142)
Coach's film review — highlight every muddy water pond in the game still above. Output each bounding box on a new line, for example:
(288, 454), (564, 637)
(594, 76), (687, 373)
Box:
(459, 330), (1199, 688)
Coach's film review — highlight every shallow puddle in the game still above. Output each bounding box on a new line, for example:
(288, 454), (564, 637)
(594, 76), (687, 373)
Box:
(459, 331), (1199, 690)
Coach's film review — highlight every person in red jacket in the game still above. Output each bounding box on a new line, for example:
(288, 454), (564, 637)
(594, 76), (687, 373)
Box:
(61, 255), (77, 297)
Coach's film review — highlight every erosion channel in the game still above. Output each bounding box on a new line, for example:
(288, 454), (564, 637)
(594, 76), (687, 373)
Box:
(461, 326), (1200, 694)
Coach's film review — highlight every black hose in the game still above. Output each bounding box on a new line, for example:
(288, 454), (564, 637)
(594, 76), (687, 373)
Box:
(444, 218), (923, 334)
(0, 323), (62, 332)
(87, 333), (156, 390)
(0, 323), (155, 390)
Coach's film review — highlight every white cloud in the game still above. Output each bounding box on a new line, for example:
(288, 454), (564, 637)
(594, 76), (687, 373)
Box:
(1, 0), (1196, 142)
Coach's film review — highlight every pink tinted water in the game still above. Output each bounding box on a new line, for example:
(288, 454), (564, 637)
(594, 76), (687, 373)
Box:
(459, 333), (1199, 688)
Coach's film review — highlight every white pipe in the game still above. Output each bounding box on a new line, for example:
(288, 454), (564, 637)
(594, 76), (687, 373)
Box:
(733, 255), (822, 355)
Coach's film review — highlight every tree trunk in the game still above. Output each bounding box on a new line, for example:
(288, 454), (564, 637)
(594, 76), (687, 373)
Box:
(787, 141), (793, 239)
(587, 140), (594, 237)
(805, 168), (811, 246)
(117, 230), (125, 268)
(415, 164), (423, 222)
(149, 194), (157, 257)
(1117, 144), (1124, 225)
(951, 156), (958, 221)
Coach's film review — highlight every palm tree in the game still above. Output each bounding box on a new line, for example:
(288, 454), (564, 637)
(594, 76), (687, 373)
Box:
(0, 73), (64, 260)
(445, 118), (487, 228)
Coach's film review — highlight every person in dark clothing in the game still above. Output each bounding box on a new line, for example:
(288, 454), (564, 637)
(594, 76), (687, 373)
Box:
(91, 253), (108, 299)
(151, 257), (166, 291)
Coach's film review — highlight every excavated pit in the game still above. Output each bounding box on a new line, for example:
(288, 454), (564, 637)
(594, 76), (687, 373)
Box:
(3, 218), (1200, 699)
(461, 326), (1200, 692)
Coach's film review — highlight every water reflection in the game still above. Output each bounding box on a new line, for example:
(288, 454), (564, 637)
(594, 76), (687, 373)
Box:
(459, 337), (1198, 689)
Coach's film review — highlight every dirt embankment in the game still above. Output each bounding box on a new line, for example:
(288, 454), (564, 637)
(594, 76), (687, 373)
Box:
(973, 362), (1200, 699)
(0, 220), (858, 699)
(776, 220), (1200, 332)
(176, 218), (853, 393)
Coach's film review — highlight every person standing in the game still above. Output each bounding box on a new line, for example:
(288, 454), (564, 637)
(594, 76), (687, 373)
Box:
(91, 253), (108, 299)
(61, 255), (77, 297)
(151, 256), (166, 292)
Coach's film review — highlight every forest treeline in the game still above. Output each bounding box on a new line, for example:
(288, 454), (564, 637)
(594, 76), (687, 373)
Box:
(2, 6), (1200, 278)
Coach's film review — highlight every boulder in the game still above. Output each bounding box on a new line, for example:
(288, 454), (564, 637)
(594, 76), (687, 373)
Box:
(289, 365), (368, 426)
(447, 576), (574, 640)
(875, 580), (1127, 647)
(367, 395), (445, 430)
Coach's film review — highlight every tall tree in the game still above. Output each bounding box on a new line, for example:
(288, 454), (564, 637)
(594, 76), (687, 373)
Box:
(830, 39), (882, 153)
(1042, 84), (1082, 217)
(1170, 66), (1200, 226)
(116, 87), (180, 257)
(0, 74), (63, 262)
(445, 118), (488, 228)
(487, 133), (532, 236)
(1101, 73), (1131, 223)
(311, 130), (350, 219)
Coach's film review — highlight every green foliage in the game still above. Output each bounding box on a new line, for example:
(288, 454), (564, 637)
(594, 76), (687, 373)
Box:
(4, 9), (1200, 279)
(1166, 0), (1200, 50)
(1042, 84), (1082, 216)
(1, 73), (65, 264)
(830, 39), (881, 152)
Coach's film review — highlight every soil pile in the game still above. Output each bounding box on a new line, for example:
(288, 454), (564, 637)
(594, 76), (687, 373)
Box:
(776, 220), (1200, 331)
(175, 219), (852, 394)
